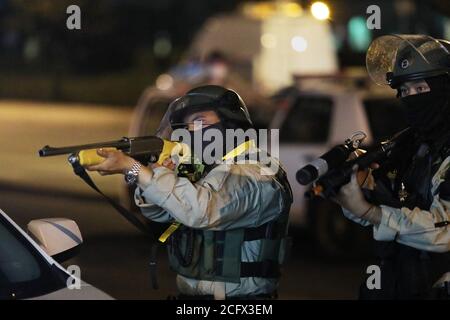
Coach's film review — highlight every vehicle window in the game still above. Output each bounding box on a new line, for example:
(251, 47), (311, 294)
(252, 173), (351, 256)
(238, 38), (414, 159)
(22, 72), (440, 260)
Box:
(0, 214), (67, 299)
(248, 105), (275, 130)
(0, 222), (41, 283)
(363, 98), (408, 141)
(280, 96), (332, 143)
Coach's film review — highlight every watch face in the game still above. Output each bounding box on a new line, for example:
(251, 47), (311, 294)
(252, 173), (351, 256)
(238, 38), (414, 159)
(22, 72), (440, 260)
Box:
(125, 171), (138, 185)
(124, 162), (142, 185)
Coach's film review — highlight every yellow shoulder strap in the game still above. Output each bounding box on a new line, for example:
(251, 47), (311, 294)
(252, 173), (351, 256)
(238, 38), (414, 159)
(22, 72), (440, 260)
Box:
(222, 139), (256, 161)
(158, 139), (256, 243)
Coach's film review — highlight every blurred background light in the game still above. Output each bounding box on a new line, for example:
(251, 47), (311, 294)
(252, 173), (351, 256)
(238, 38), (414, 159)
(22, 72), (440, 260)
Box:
(311, 1), (330, 20)
(242, 1), (303, 20)
(261, 33), (277, 49)
(153, 33), (172, 58)
(155, 73), (173, 90)
(242, 2), (274, 20)
(291, 36), (308, 52)
(280, 2), (303, 18)
(348, 16), (372, 52)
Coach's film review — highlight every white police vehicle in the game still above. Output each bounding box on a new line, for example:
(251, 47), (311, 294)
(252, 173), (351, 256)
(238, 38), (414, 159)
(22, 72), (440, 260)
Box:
(0, 209), (112, 299)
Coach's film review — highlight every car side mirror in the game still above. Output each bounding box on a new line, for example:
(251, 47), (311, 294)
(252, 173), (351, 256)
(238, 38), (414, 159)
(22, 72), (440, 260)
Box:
(27, 218), (83, 263)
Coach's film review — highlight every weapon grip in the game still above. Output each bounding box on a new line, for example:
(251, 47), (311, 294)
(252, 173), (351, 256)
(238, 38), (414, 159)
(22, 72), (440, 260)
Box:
(157, 140), (191, 165)
(77, 147), (118, 166)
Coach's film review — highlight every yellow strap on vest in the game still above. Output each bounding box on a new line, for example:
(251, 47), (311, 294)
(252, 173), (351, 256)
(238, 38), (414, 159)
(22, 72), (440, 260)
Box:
(158, 222), (181, 243)
(222, 139), (256, 161)
(158, 139), (256, 243)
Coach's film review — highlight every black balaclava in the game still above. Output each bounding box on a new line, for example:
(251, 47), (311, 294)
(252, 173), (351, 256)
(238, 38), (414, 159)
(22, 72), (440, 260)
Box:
(395, 75), (450, 209)
(187, 120), (253, 165)
(188, 122), (226, 163)
(399, 75), (450, 139)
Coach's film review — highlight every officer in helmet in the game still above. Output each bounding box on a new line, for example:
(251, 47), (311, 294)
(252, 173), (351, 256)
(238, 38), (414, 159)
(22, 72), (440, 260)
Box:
(334, 34), (450, 299)
(87, 85), (293, 300)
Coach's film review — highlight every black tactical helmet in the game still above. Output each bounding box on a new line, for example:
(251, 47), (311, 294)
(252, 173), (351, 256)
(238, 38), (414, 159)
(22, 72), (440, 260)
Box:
(167, 85), (253, 129)
(366, 34), (450, 88)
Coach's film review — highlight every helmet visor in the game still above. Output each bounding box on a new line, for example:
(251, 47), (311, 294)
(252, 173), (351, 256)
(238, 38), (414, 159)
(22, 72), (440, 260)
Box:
(366, 34), (450, 86)
(155, 93), (218, 138)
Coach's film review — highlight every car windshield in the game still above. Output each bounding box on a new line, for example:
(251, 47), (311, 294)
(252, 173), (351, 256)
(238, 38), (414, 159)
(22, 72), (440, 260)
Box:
(0, 213), (67, 299)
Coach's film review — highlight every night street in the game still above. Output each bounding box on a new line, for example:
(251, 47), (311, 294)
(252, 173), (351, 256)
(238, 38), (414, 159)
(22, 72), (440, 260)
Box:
(1, 0), (448, 305)
(0, 101), (368, 299)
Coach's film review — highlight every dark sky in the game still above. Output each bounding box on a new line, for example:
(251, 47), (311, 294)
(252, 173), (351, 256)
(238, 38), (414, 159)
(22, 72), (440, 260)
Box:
(0, 0), (448, 73)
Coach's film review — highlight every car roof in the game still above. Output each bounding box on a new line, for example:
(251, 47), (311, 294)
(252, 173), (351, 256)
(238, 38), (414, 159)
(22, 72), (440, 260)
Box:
(290, 76), (396, 100)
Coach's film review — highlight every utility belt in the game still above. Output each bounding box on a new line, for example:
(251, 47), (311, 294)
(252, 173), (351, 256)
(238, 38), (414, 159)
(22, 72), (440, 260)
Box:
(359, 241), (450, 299)
(378, 241), (450, 281)
(167, 216), (291, 283)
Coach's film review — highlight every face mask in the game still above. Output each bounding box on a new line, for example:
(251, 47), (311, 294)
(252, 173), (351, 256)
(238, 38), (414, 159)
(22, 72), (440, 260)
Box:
(188, 122), (228, 164)
(400, 77), (449, 136)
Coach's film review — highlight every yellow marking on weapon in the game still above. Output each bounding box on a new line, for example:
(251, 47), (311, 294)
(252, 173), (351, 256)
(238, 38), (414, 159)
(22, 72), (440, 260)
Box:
(157, 140), (191, 165)
(78, 147), (117, 166)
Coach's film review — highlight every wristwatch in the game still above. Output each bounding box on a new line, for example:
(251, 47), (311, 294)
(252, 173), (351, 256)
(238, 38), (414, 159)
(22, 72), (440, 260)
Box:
(124, 161), (142, 185)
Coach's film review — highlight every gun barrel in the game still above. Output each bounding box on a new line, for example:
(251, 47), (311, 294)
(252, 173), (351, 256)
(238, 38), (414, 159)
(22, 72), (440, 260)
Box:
(38, 139), (130, 157)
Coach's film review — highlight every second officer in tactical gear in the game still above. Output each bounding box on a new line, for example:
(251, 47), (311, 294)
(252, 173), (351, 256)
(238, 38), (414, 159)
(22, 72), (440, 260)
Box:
(335, 34), (450, 299)
(87, 85), (292, 300)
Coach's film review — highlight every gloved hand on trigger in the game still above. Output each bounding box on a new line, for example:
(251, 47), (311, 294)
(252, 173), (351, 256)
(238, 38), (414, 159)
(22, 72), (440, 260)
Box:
(333, 165), (382, 225)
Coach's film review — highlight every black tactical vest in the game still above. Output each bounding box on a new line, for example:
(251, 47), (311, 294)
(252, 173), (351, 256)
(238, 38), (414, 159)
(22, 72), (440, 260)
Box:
(360, 132), (450, 299)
